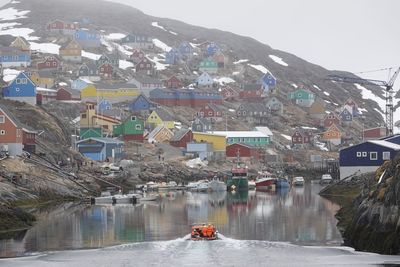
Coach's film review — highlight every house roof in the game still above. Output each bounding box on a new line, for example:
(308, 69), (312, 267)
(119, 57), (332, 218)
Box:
(205, 103), (222, 112)
(36, 69), (57, 78)
(243, 83), (262, 91)
(209, 131), (269, 138)
(59, 87), (81, 98)
(130, 75), (162, 84)
(154, 108), (174, 121)
(170, 128), (191, 142)
(94, 83), (138, 90)
(192, 117), (210, 126)
(0, 46), (28, 56)
(367, 140), (400, 150)
(0, 103), (24, 128)
(76, 137), (124, 145)
(148, 124), (172, 140)
(254, 126), (273, 136)
(241, 102), (269, 112)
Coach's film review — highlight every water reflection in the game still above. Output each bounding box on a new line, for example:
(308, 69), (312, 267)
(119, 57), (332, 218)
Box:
(0, 184), (342, 257)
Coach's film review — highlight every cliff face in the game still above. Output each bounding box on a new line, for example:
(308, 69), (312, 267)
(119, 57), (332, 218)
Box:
(342, 157), (400, 254)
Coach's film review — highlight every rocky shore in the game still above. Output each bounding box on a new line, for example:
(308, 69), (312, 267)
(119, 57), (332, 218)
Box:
(0, 205), (36, 232)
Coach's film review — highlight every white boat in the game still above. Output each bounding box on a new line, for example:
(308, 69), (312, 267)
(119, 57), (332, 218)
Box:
(189, 180), (209, 192)
(140, 194), (159, 201)
(293, 176), (305, 186)
(248, 180), (256, 190)
(94, 192), (141, 205)
(146, 181), (159, 190)
(208, 179), (226, 192)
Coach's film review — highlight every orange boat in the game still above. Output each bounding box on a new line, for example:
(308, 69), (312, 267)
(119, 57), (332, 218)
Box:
(191, 223), (218, 241)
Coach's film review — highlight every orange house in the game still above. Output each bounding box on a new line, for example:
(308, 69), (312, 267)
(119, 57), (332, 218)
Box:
(322, 124), (341, 146)
(0, 104), (23, 156)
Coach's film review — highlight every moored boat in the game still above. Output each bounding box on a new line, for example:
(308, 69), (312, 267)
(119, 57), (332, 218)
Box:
(248, 180), (256, 190)
(255, 172), (276, 190)
(208, 178), (226, 192)
(293, 176), (305, 186)
(276, 178), (290, 188)
(191, 223), (218, 241)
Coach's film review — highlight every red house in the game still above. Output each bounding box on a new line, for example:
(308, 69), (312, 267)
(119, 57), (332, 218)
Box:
(37, 56), (61, 70)
(46, 20), (65, 31)
(98, 63), (114, 78)
(226, 143), (260, 160)
(170, 129), (193, 148)
(197, 103), (223, 121)
(56, 87), (81, 101)
(129, 49), (145, 63)
(323, 112), (340, 129)
(292, 128), (313, 146)
(135, 58), (155, 76)
(239, 84), (263, 100)
(165, 75), (183, 89)
(219, 85), (239, 100)
(22, 128), (37, 153)
(363, 127), (386, 140)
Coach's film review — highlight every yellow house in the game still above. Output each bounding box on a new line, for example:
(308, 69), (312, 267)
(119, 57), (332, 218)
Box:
(60, 39), (82, 62)
(192, 132), (226, 152)
(10, 36), (30, 51)
(80, 102), (120, 134)
(30, 71), (55, 88)
(148, 125), (174, 143)
(146, 109), (175, 129)
(81, 84), (140, 99)
(80, 84), (97, 98)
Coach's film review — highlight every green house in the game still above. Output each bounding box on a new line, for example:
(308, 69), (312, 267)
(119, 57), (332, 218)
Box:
(80, 127), (102, 139)
(113, 115), (144, 141)
(212, 131), (271, 147)
(288, 89), (315, 108)
(199, 58), (218, 74)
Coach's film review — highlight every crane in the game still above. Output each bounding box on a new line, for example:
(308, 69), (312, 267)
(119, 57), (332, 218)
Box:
(326, 67), (400, 136)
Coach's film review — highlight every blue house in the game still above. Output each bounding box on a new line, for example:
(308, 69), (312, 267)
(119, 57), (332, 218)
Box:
(165, 48), (180, 65)
(205, 42), (219, 57)
(3, 72), (37, 106)
(71, 78), (92, 90)
(74, 30), (101, 48)
(339, 140), (400, 179)
(120, 34), (154, 49)
(178, 41), (193, 59)
(97, 99), (112, 112)
(260, 72), (276, 93)
(339, 106), (353, 123)
(0, 47), (31, 68)
(76, 137), (124, 161)
(196, 72), (214, 88)
(128, 94), (157, 113)
(381, 134), (400, 145)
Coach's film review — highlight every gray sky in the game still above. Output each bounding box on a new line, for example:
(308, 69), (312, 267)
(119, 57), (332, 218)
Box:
(107, 0), (400, 82)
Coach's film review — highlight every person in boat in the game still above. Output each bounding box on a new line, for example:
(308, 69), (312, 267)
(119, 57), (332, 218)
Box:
(201, 224), (207, 237)
(192, 229), (199, 238)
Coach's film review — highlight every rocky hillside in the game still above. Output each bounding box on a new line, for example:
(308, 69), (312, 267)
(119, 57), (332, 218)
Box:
(340, 157), (400, 254)
(9, 0), (388, 131)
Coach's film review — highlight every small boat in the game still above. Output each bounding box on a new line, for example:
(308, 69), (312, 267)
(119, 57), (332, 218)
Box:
(276, 178), (290, 188)
(320, 174), (333, 185)
(191, 223), (218, 241)
(208, 178), (226, 192)
(255, 172), (276, 190)
(140, 194), (159, 202)
(94, 192), (140, 205)
(293, 176), (305, 186)
(189, 180), (209, 192)
(226, 150), (249, 191)
(146, 181), (159, 191)
(248, 180), (256, 190)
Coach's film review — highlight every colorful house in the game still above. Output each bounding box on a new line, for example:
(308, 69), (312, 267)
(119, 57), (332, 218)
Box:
(36, 87), (57, 104)
(97, 99), (112, 112)
(219, 85), (239, 100)
(236, 102), (270, 124)
(265, 96), (283, 114)
(197, 103), (223, 122)
(226, 143), (260, 161)
(0, 47), (31, 67)
(2, 72), (36, 105)
(146, 108), (175, 129)
(81, 83), (139, 103)
(339, 140), (400, 179)
(186, 142), (213, 161)
(120, 34), (154, 49)
(260, 72), (277, 93)
(128, 94), (157, 113)
(98, 63), (114, 79)
(344, 98), (361, 117)
(239, 84), (264, 100)
(29, 70), (55, 88)
(96, 53), (119, 68)
(191, 117), (212, 132)
(254, 126), (274, 142)
(165, 75), (182, 89)
(0, 103), (23, 156)
(192, 132), (226, 152)
(170, 128), (193, 148)
(72, 78), (93, 91)
(74, 29), (101, 48)
(199, 58), (218, 74)
(10, 37), (30, 52)
(56, 87), (81, 101)
(308, 100), (325, 119)
(149, 88), (222, 108)
(213, 51), (225, 68)
(76, 137), (124, 161)
(178, 41), (193, 59)
(339, 105), (354, 123)
(363, 127), (386, 140)
(211, 131), (271, 147)
(291, 128), (313, 146)
(79, 127), (103, 139)
(77, 62), (100, 82)
(135, 58), (155, 76)
(46, 19), (78, 35)
(322, 124), (342, 146)
(165, 48), (180, 65)
(196, 72), (214, 88)
(37, 56), (61, 70)
(113, 115), (145, 141)
(288, 89), (315, 108)
(59, 39), (82, 63)
(80, 102), (121, 134)
(128, 75), (163, 96)
(205, 42), (220, 57)
(323, 112), (340, 129)
(148, 125), (173, 143)
(129, 49), (145, 64)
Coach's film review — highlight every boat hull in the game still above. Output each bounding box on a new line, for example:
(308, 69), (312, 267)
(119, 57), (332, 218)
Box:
(276, 179), (289, 188)
(227, 178), (248, 191)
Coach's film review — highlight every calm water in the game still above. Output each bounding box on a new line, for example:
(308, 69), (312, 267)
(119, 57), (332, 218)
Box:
(1, 184), (400, 266)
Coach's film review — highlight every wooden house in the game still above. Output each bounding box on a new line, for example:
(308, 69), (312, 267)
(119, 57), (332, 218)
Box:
(323, 112), (340, 129)
(37, 56), (61, 70)
(128, 94), (157, 114)
(288, 89), (315, 107)
(219, 85), (239, 100)
(205, 42), (220, 57)
(148, 125), (174, 144)
(291, 128), (313, 146)
(197, 103), (223, 122)
(170, 128), (193, 148)
(165, 48), (180, 65)
(260, 72), (277, 94)
(79, 127), (103, 139)
(212, 131), (271, 147)
(146, 108), (175, 129)
(339, 105), (354, 124)
(239, 84), (264, 100)
(2, 72), (36, 105)
(191, 117), (212, 132)
(213, 51), (225, 68)
(165, 75), (182, 89)
(128, 75), (163, 96)
(0, 47), (31, 67)
(308, 100), (325, 119)
(322, 124), (342, 146)
(363, 127), (386, 140)
(129, 49), (145, 64)
(77, 62), (100, 82)
(113, 115), (145, 141)
(76, 137), (124, 161)
(339, 139), (400, 179)
(98, 63), (114, 79)
(74, 29), (101, 48)
(120, 34), (154, 49)
(56, 87), (81, 101)
(0, 103), (23, 156)
(29, 70), (55, 88)
(344, 97), (361, 117)
(178, 41), (194, 59)
(135, 58), (155, 76)
(80, 102), (121, 134)
(59, 39), (82, 63)
(265, 96), (283, 114)
(226, 143), (260, 161)
(81, 83), (139, 103)
(10, 37), (30, 52)
(199, 58), (218, 74)
(236, 102), (270, 123)
(96, 53), (119, 68)
(46, 19), (78, 35)
(196, 72), (214, 88)
(97, 99), (112, 112)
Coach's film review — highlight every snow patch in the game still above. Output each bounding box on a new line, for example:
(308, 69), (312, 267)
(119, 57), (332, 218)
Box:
(355, 83), (385, 119)
(301, 126), (318, 130)
(0, 7), (30, 21)
(0, 27), (39, 40)
(233, 59), (249, 64)
(119, 60), (134, 70)
(269, 55), (288, 67)
(214, 77), (235, 85)
(148, 55), (169, 71)
(3, 68), (20, 82)
(248, 64), (273, 75)
(82, 51), (101, 60)
(291, 83), (298, 88)
(152, 38), (171, 52)
(151, 22), (167, 32)
(281, 134), (291, 141)
(104, 33), (126, 40)
(313, 85), (321, 91)
(29, 42), (60, 54)
(323, 91), (330, 96)
(228, 109), (235, 113)
(315, 141), (329, 151)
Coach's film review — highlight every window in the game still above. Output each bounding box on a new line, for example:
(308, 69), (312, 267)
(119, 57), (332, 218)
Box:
(370, 152), (378, 160)
(46, 62), (50, 66)
(0, 115), (4, 123)
(0, 130), (5, 135)
(362, 152), (367, 157)
(135, 125), (142, 130)
(383, 152), (390, 160)
(131, 116), (137, 121)
(81, 114), (87, 119)
(356, 152), (362, 157)
(208, 112), (213, 116)
(346, 116), (350, 120)
(15, 88), (20, 92)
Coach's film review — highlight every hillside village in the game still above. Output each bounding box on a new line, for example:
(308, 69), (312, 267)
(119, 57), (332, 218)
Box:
(0, 1), (396, 187)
